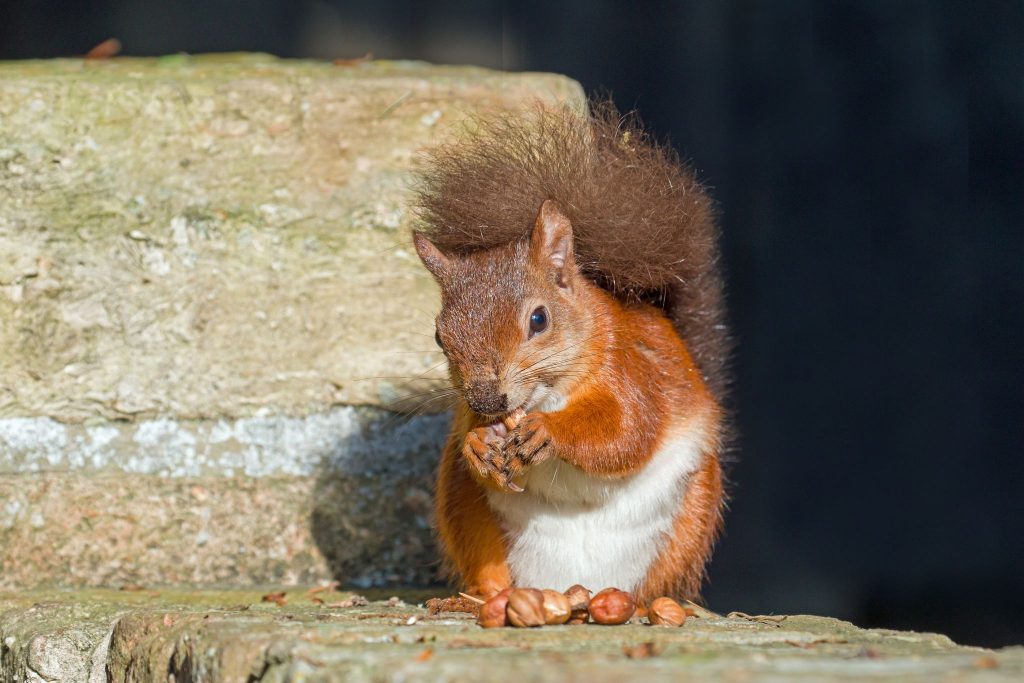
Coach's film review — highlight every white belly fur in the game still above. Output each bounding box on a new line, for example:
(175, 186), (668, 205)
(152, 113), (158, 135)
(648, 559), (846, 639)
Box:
(486, 414), (711, 592)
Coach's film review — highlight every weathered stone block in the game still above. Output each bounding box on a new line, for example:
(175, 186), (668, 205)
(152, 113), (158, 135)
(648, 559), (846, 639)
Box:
(0, 53), (582, 419)
(0, 409), (448, 589)
(0, 54), (584, 588)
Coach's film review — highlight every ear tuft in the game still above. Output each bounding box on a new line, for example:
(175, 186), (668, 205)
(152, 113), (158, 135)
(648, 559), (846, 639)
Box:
(530, 200), (575, 287)
(413, 231), (451, 281)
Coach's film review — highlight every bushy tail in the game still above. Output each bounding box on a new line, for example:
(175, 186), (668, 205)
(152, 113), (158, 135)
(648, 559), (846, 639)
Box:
(414, 100), (731, 402)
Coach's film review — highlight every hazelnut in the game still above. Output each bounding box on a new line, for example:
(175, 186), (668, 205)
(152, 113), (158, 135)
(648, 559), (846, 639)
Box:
(477, 588), (512, 628)
(564, 584), (591, 625)
(540, 589), (572, 625)
(588, 588), (636, 625)
(647, 597), (687, 627)
(503, 407), (526, 430)
(506, 588), (546, 627)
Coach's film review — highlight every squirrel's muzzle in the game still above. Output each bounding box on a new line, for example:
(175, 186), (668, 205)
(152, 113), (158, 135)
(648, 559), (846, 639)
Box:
(464, 379), (508, 416)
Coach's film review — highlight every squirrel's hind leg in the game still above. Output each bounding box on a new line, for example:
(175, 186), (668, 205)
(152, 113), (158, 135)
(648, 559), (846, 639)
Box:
(635, 451), (724, 605)
(435, 430), (512, 598)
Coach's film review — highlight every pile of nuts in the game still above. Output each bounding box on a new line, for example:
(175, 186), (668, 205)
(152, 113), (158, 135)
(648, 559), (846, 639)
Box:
(477, 585), (690, 628)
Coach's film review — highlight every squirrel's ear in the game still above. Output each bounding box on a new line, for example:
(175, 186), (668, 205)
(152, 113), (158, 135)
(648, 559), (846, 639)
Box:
(413, 231), (451, 281)
(530, 200), (575, 288)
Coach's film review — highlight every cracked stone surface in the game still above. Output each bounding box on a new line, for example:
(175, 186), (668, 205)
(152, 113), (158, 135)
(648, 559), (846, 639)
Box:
(1, 589), (1020, 682)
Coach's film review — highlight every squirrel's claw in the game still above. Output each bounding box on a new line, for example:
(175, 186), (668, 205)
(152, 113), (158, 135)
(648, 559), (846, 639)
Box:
(464, 414), (549, 493)
(498, 413), (552, 487)
(463, 428), (499, 481)
(464, 425), (526, 492)
(484, 460), (524, 493)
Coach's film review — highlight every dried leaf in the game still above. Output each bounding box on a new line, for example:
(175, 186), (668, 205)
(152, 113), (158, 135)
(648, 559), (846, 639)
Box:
(683, 600), (720, 618)
(727, 611), (787, 626)
(85, 38), (121, 60)
(261, 592), (287, 607)
(623, 642), (662, 659)
(325, 595), (368, 608)
(445, 638), (499, 650)
(785, 640), (817, 649)
(974, 656), (999, 669)
(333, 53), (373, 67)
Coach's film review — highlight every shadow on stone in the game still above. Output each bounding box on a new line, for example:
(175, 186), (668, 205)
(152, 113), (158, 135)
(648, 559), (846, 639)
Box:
(310, 407), (451, 589)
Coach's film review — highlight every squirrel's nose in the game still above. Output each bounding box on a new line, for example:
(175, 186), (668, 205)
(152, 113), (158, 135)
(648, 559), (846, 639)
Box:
(464, 380), (508, 416)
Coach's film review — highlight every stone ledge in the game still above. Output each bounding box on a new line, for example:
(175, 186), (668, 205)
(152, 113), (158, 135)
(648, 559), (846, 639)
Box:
(0, 410), (448, 591)
(1, 588), (1020, 682)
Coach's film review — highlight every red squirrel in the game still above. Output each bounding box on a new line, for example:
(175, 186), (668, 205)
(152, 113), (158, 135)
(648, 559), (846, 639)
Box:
(411, 102), (729, 604)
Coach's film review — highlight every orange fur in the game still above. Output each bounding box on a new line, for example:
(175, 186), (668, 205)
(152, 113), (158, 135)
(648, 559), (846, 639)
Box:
(636, 447), (725, 603)
(535, 291), (710, 478)
(434, 405), (512, 597)
(433, 276), (723, 597)
(415, 101), (730, 403)
(415, 103), (730, 598)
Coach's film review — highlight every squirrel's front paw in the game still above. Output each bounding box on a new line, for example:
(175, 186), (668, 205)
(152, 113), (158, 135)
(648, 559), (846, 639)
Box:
(498, 412), (553, 488)
(462, 426), (505, 487)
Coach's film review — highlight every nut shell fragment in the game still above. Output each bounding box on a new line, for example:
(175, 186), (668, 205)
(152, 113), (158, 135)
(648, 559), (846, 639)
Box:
(648, 597), (687, 627)
(503, 407), (526, 430)
(564, 584), (592, 624)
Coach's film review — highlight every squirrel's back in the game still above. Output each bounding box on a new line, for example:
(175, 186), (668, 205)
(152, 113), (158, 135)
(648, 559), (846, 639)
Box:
(414, 100), (730, 402)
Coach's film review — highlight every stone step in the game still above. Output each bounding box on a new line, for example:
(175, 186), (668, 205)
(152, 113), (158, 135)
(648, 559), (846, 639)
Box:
(0, 409), (447, 589)
(1, 588), (1019, 682)
(0, 54), (583, 589)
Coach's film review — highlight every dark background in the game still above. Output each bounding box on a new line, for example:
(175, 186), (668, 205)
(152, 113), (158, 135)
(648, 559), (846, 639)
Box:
(3, 0), (1021, 647)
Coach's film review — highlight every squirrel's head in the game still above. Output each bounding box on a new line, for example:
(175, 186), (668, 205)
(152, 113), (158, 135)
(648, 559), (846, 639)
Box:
(413, 200), (598, 419)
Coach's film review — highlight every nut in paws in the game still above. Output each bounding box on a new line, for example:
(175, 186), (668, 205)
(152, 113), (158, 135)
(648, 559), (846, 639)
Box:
(499, 413), (552, 484)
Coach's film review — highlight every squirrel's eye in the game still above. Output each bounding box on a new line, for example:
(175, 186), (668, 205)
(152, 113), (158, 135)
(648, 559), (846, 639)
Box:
(528, 307), (549, 337)
(434, 329), (443, 349)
